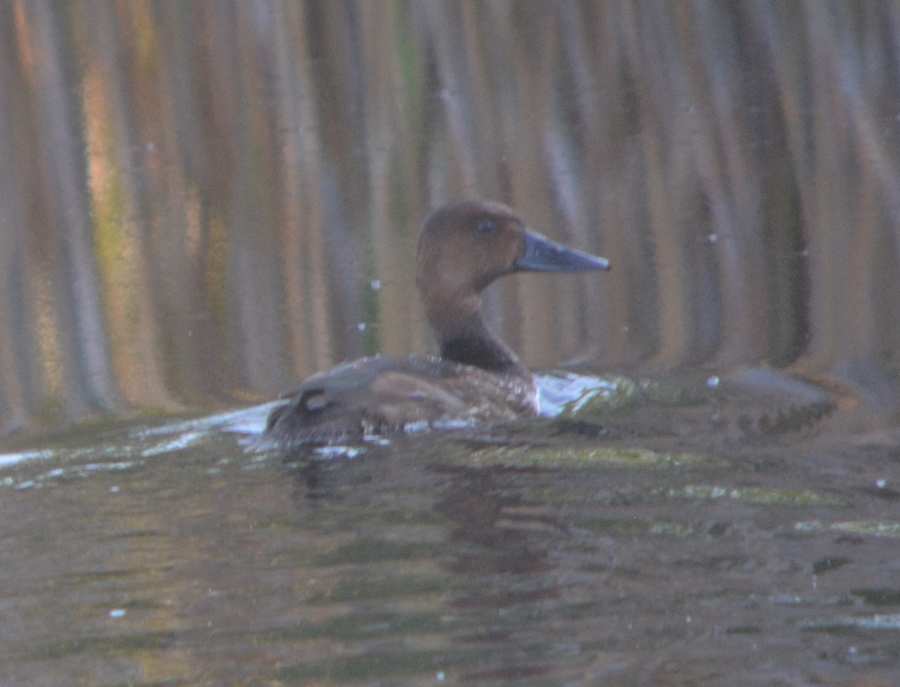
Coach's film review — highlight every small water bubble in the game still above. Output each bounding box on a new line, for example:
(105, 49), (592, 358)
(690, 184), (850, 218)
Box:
(436, 671), (445, 681)
(370, 279), (382, 291)
(110, 609), (126, 618)
(110, 486), (119, 493)
(707, 376), (720, 388)
(357, 322), (366, 331)
(876, 479), (887, 489)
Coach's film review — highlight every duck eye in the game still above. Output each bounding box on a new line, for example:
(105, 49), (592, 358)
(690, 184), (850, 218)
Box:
(476, 220), (497, 234)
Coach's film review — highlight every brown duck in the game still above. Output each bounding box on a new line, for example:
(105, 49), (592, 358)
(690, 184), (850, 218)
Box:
(263, 199), (610, 447)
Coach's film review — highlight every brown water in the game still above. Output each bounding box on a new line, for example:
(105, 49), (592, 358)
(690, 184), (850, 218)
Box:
(2, 369), (898, 686)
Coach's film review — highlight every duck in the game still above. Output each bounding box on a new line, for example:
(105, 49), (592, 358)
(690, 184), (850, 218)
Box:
(262, 199), (610, 448)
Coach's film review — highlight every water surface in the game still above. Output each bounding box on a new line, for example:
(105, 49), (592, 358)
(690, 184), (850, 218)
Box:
(2, 369), (898, 686)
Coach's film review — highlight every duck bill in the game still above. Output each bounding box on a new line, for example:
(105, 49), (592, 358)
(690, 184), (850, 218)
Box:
(516, 229), (610, 273)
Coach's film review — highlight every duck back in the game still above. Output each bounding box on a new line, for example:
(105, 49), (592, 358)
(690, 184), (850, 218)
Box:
(263, 355), (537, 447)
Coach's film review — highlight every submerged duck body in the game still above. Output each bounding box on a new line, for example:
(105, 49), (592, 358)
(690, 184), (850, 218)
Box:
(263, 199), (609, 448)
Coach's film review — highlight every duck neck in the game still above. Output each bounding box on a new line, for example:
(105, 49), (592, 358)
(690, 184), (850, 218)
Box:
(436, 311), (526, 375)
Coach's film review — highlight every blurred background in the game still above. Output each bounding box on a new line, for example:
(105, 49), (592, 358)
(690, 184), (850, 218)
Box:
(1, 0), (899, 434)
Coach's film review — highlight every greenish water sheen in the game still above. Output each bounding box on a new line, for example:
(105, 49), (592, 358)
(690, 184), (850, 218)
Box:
(1, 371), (899, 686)
(425, 443), (711, 470)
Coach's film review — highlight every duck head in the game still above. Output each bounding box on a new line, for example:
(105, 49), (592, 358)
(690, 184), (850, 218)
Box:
(415, 199), (610, 372)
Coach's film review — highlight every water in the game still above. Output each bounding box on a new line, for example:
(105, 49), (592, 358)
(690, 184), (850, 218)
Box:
(1, 369), (898, 686)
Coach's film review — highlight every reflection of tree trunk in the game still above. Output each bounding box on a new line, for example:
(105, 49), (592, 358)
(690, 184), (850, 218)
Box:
(27, 0), (121, 418)
(0, 2), (30, 430)
(270, 0), (334, 379)
(81, 2), (173, 409)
